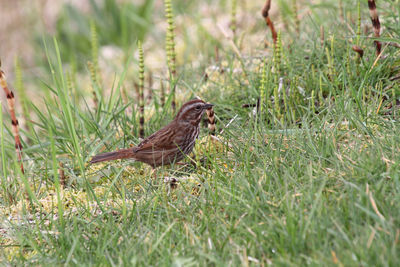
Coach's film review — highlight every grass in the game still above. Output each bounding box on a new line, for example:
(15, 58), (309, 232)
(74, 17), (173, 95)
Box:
(1, 0), (400, 265)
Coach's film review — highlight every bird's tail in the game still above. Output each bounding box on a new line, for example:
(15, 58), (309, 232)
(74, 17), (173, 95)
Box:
(90, 148), (134, 164)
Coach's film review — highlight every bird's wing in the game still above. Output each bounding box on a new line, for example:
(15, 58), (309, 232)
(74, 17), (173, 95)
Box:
(134, 124), (179, 153)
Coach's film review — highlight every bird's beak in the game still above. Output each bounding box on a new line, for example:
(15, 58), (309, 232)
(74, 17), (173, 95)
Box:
(203, 103), (214, 109)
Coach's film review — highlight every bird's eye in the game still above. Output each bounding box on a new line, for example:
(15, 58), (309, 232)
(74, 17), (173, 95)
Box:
(195, 106), (201, 110)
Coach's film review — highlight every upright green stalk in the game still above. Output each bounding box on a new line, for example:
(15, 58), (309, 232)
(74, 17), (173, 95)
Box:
(282, 79), (288, 123)
(87, 61), (99, 109)
(292, 0), (300, 34)
(273, 85), (280, 120)
(165, 0), (177, 112)
(311, 90), (315, 114)
(230, 0), (237, 36)
(325, 35), (335, 81)
(356, 1), (361, 46)
(338, 0), (344, 22)
(319, 74), (324, 105)
(90, 19), (100, 86)
(274, 31), (282, 76)
(138, 41), (145, 138)
(259, 61), (267, 115)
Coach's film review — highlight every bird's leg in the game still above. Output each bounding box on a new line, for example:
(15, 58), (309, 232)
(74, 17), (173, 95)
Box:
(150, 167), (157, 180)
(145, 167), (159, 191)
(150, 167), (161, 187)
(162, 166), (178, 190)
(163, 176), (178, 190)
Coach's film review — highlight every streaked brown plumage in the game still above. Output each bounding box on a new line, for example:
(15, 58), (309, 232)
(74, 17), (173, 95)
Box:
(90, 99), (213, 168)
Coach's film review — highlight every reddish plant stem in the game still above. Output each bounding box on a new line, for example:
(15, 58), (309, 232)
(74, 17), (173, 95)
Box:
(367, 0), (381, 56)
(0, 68), (24, 174)
(262, 0), (277, 44)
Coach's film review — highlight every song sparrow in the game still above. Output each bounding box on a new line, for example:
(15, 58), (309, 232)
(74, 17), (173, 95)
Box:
(90, 99), (214, 168)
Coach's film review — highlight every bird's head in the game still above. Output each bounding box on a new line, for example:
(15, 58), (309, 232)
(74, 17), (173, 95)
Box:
(175, 99), (214, 125)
